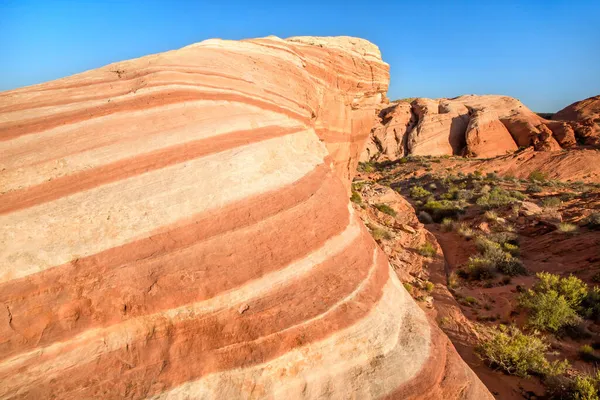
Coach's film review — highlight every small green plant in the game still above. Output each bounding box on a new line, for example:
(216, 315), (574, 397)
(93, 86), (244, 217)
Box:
(476, 325), (569, 378)
(417, 242), (436, 257)
(424, 281), (435, 292)
(529, 170), (548, 182)
(410, 185), (432, 199)
(542, 197), (562, 208)
(366, 223), (392, 241)
(484, 210), (498, 221)
(350, 190), (362, 204)
(403, 282), (413, 294)
(357, 162), (376, 173)
(579, 344), (600, 363)
(457, 223), (475, 239)
(476, 187), (521, 209)
(441, 218), (454, 232)
(422, 199), (464, 221)
(557, 222), (578, 233)
(374, 203), (397, 217)
(527, 183), (543, 193)
(465, 296), (479, 305)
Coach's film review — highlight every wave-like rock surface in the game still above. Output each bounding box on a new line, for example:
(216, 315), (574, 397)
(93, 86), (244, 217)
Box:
(361, 94), (597, 161)
(0, 36), (490, 399)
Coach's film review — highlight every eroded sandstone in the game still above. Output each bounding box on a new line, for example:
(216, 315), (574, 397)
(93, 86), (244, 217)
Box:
(0, 36), (490, 399)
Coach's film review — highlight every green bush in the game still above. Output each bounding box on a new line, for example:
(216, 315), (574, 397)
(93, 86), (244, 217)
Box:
(465, 256), (497, 280)
(357, 162), (376, 173)
(546, 371), (600, 400)
(374, 203), (397, 217)
(511, 190), (527, 200)
(558, 222), (578, 233)
(477, 325), (569, 378)
(542, 197), (562, 208)
(424, 281), (435, 292)
(350, 190), (362, 204)
(469, 237), (525, 277)
(441, 218), (454, 232)
(422, 199), (464, 222)
(519, 273), (585, 332)
(410, 185), (432, 199)
(527, 183), (543, 193)
(476, 187), (521, 209)
(529, 170), (548, 182)
(366, 223), (392, 241)
(417, 242), (436, 257)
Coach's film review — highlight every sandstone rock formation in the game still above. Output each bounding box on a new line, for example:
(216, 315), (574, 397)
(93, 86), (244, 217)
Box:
(361, 94), (596, 162)
(553, 95), (600, 146)
(0, 36), (491, 399)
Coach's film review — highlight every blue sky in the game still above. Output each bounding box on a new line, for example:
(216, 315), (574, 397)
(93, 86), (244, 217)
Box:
(1, 0), (599, 112)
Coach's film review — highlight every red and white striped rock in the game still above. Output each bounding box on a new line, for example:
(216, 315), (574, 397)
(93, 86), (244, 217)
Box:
(0, 36), (491, 399)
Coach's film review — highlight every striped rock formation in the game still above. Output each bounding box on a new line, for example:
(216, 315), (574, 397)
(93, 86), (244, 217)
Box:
(0, 36), (491, 399)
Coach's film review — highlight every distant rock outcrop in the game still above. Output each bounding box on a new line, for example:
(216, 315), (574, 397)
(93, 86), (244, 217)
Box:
(361, 94), (599, 162)
(553, 95), (600, 146)
(0, 36), (491, 399)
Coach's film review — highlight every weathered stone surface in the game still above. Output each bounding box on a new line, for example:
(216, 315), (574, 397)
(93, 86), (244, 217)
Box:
(465, 108), (518, 157)
(0, 36), (490, 399)
(360, 94), (588, 161)
(407, 98), (469, 156)
(554, 95), (600, 146)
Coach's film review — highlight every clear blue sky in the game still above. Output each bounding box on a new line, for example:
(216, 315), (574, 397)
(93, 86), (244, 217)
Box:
(1, 0), (599, 112)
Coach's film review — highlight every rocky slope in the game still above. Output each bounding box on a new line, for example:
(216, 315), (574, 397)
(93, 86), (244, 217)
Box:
(361, 94), (599, 162)
(0, 36), (490, 399)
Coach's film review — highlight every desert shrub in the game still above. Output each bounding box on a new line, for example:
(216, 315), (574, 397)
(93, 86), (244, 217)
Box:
(366, 223), (392, 241)
(441, 186), (459, 200)
(520, 272), (586, 332)
(558, 222), (578, 233)
(457, 223), (475, 239)
(403, 282), (413, 294)
(465, 256), (497, 280)
(534, 272), (588, 310)
(474, 170), (483, 178)
(441, 218), (454, 232)
(477, 325), (568, 378)
(476, 187), (521, 209)
(511, 190), (527, 200)
(350, 190), (362, 204)
(484, 210), (499, 221)
(465, 296), (479, 305)
(578, 345), (600, 363)
(527, 183), (543, 193)
(503, 243), (520, 256)
(529, 170), (548, 182)
(357, 162), (376, 173)
(410, 185), (432, 199)
(521, 290), (579, 332)
(418, 211), (433, 224)
(424, 281), (435, 292)
(542, 197), (563, 208)
(417, 242), (436, 257)
(422, 199), (464, 222)
(582, 287), (600, 321)
(471, 237), (524, 276)
(374, 203), (397, 217)
(399, 157), (409, 164)
(448, 272), (459, 289)
(486, 172), (500, 181)
(546, 371), (600, 400)
(585, 212), (600, 230)
(428, 183), (437, 190)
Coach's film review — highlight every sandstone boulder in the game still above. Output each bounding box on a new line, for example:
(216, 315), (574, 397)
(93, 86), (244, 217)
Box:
(0, 36), (491, 399)
(554, 95), (600, 146)
(464, 108), (518, 157)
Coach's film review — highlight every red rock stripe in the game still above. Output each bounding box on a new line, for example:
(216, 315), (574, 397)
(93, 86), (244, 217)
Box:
(0, 164), (350, 360)
(3, 232), (388, 400)
(0, 124), (303, 215)
(0, 89), (310, 141)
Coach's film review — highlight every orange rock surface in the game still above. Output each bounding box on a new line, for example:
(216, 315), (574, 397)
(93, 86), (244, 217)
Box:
(0, 36), (491, 399)
(361, 94), (595, 161)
